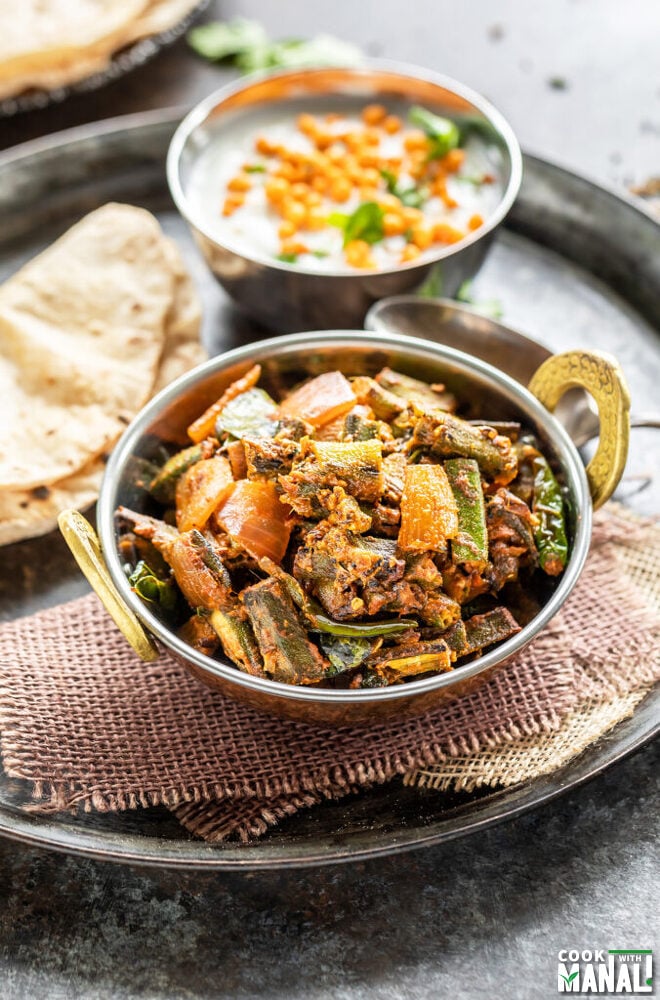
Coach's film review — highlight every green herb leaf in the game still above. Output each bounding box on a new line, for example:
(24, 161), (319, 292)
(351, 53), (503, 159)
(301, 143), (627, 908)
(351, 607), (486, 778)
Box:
(454, 174), (487, 187)
(244, 164), (266, 173)
(380, 168), (397, 190)
(278, 249), (329, 263)
(189, 20), (363, 72)
(456, 279), (504, 320)
(408, 105), (460, 160)
(451, 114), (499, 143)
(327, 211), (349, 229)
(328, 201), (385, 246)
(187, 18), (268, 61)
(456, 280), (473, 302)
(215, 387), (279, 439)
(129, 561), (177, 613)
(238, 33), (362, 72)
(417, 266), (444, 299)
(380, 169), (426, 208)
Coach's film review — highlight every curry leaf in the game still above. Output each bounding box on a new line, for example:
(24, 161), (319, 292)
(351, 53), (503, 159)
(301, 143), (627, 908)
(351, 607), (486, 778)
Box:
(129, 561), (177, 613)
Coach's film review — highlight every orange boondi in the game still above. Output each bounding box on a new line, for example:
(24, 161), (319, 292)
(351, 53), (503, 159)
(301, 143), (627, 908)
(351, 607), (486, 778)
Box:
(218, 103), (497, 269)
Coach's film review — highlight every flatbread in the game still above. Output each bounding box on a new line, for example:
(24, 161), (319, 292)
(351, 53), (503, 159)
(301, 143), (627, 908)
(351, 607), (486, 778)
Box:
(0, 227), (205, 545)
(0, 0), (148, 97)
(0, 203), (177, 490)
(0, 456), (105, 548)
(0, 0), (199, 101)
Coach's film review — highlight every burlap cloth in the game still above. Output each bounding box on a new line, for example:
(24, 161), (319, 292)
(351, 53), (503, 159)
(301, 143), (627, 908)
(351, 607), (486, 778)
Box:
(0, 504), (658, 843)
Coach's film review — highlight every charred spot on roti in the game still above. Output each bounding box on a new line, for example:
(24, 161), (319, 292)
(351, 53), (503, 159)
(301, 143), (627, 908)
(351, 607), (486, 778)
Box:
(30, 486), (51, 500)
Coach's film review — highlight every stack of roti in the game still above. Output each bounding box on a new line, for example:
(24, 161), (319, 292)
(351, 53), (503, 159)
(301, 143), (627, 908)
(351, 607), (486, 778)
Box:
(0, 0), (200, 100)
(0, 203), (206, 545)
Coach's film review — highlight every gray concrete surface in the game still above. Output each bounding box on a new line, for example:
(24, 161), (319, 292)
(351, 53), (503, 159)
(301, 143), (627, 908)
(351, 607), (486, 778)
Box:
(0, 742), (657, 999)
(0, 2), (658, 997)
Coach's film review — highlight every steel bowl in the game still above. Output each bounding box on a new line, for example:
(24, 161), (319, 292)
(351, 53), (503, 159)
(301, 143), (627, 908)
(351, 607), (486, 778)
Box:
(60, 331), (630, 725)
(166, 62), (523, 332)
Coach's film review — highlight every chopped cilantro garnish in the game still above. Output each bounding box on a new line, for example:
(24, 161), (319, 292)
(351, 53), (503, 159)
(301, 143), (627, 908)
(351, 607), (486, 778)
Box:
(454, 174), (487, 187)
(328, 202), (385, 246)
(380, 168), (426, 208)
(408, 105), (460, 160)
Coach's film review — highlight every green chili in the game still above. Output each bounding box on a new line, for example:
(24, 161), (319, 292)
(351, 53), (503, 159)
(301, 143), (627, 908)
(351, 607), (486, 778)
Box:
(311, 613), (417, 638)
(532, 454), (568, 575)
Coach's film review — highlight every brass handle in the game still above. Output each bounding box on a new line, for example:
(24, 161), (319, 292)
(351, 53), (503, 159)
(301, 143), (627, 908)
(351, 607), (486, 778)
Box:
(58, 509), (159, 662)
(528, 350), (631, 510)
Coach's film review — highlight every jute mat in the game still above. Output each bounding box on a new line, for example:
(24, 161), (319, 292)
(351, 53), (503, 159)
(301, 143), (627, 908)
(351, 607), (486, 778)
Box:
(0, 504), (658, 843)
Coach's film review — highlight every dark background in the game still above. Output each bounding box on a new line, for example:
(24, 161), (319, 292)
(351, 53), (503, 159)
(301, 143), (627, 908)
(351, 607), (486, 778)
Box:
(1, 2), (658, 997)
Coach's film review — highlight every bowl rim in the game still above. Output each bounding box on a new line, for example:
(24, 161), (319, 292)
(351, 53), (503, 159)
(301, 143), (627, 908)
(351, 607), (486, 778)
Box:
(166, 58), (523, 279)
(97, 329), (592, 705)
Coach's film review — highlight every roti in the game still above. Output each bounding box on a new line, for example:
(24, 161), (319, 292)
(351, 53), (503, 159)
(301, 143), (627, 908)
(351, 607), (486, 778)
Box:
(0, 456), (105, 548)
(0, 223), (205, 545)
(0, 0), (148, 97)
(0, 0), (199, 100)
(0, 204), (177, 490)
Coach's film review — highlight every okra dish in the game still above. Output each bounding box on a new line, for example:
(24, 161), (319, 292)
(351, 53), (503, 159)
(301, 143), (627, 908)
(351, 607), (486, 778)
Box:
(117, 364), (569, 688)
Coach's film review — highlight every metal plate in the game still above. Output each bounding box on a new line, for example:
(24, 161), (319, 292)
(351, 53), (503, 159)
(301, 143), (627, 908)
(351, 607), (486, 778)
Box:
(0, 110), (658, 869)
(0, 2), (209, 118)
